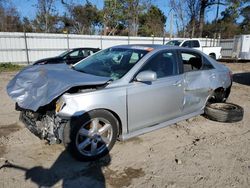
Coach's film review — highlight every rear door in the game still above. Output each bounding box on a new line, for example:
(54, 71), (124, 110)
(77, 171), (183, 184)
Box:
(127, 50), (184, 132)
(179, 50), (215, 114)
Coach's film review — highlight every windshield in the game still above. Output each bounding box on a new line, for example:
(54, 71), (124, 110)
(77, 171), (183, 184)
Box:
(58, 50), (71, 57)
(74, 48), (149, 80)
(166, 40), (183, 46)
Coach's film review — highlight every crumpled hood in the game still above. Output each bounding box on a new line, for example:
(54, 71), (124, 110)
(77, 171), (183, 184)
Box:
(7, 64), (110, 111)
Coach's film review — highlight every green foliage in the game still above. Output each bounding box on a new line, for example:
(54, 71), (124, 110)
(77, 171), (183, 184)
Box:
(138, 5), (166, 37)
(32, 0), (61, 33)
(0, 63), (25, 72)
(101, 0), (124, 35)
(0, 2), (22, 32)
(67, 1), (101, 34)
(0, 0), (249, 37)
(240, 5), (250, 34)
(202, 0), (248, 38)
(121, 0), (148, 36)
(22, 17), (33, 32)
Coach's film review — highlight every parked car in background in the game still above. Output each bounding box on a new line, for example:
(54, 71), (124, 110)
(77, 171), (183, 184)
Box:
(7, 45), (232, 161)
(33, 48), (100, 65)
(166, 39), (222, 60)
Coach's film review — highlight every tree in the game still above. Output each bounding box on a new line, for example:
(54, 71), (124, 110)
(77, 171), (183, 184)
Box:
(201, 0), (250, 38)
(121, 0), (151, 36)
(198, 0), (210, 37)
(66, 1), (101, 34)
(0, 1), (22, 32)
(169, 0), (188, 37)
(32, 0), (60, 33)
(102, 0), (124, 35)
(185, 0), (200, 38)
(218, 1), (242, 38)
(240, 5), (250, 34)
(138, 5), (166, 37)
(198, 0), (238, 37)
(203, 0), (242, 38)
(22, 17), (33, 32)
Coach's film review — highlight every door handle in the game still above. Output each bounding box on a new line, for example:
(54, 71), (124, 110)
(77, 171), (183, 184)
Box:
(210, 73), (216, 79)
(173, 80), (182, 87)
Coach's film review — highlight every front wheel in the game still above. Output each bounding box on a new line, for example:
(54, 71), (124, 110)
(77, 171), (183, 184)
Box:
(63, 110), (118, 161)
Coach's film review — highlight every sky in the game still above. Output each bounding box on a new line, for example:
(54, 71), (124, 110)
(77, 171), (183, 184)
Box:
(10, 0), (231, 34)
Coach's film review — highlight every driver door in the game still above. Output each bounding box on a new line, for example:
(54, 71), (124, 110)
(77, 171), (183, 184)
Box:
(127, 50), (184, 132)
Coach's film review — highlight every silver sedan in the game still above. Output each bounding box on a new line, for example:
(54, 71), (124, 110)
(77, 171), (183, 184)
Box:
(7, 45), (232, 161)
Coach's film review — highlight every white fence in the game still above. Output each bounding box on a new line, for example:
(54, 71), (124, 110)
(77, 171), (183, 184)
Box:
(0, 32), (233, 64)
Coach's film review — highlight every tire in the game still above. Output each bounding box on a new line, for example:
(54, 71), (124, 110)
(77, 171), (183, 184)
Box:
(209, 53), (216, 60)
(209, 85), (232, 103)
(205, 103), (243, 123)
(63, 110), (118, 161)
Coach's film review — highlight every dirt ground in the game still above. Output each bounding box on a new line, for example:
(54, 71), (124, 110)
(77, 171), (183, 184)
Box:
(0, 62), (250, 188)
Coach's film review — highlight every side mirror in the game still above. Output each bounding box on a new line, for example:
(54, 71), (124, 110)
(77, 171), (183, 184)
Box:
(135, 71), (157, 82)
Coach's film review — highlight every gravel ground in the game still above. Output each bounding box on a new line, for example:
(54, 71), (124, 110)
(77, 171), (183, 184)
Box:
(0, 62), (250, 188)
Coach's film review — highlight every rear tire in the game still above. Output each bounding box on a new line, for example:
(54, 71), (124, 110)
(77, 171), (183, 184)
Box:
(205, 103), (243, 123)
(209, 53), (216, 60)
(63, 110), (118, 161)
(209, 86), (231, 103)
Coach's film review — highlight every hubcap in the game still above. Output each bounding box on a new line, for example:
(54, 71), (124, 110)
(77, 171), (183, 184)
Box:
(76, 118), (113, 156)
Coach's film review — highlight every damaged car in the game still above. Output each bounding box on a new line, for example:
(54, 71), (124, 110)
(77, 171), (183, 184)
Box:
(7, 45), (233, 161)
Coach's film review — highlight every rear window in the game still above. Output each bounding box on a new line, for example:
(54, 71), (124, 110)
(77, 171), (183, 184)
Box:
(181, 51), (214, 72)
(181, 52), (202, 72)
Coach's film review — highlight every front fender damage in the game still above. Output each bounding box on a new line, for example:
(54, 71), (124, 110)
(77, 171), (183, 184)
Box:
(6, 64), (110, 111)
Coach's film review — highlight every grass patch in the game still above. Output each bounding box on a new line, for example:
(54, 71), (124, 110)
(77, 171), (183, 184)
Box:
(0, 63), (26, 72)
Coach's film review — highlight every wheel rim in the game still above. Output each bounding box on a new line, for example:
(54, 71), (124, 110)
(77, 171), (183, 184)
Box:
(76, 117), (113, 157)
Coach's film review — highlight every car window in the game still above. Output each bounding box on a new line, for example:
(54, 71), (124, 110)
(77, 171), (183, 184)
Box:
(80, 50), (91, 57)
(181, 52), (202, 72)
(192, 40), (200, 48)
(166, 40), (183, 46)
(140, 51), (178, 79)
(68, 50), (80, 57)
(182, 41), (191, 48)
(88, 50), (95, 55)
(74, 48), (149, 81)
(129, 52), (140, 64)
(202, 57), (214, 70)
(58, 50), (70, 57)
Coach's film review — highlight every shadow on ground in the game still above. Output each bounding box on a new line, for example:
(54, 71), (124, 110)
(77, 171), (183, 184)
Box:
(0, 150), (111, 188)
(233, 72), (250, 86)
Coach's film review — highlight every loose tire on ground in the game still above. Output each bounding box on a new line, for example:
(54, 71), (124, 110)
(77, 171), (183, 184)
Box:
(63, 110), (118, 161)
(204, 103), (243, 123)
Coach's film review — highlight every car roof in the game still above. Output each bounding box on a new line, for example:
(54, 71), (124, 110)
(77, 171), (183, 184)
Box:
(71, 47), (100, 50)
(111, 44), (186, 51)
